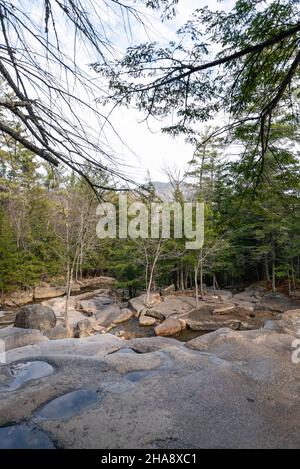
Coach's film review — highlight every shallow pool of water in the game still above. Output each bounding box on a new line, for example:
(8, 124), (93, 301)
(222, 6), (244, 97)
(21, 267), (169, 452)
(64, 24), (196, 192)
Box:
(0, 424), (55, 449)
(36, 388), (99, 420)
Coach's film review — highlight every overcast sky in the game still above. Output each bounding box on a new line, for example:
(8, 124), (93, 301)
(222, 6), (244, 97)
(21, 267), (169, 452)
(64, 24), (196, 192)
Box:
(94, 0), (235, 183)
(96, 0), (239, 183)
(26, 0), (235, 184)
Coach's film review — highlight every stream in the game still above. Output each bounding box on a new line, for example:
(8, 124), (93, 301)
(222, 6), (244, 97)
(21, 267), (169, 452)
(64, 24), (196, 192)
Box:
(0, 288), (209, 342)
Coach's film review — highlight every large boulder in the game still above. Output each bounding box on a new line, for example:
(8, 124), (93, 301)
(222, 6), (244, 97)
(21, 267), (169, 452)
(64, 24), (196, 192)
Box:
(14, 304), (56, 332)
(0, 327), (48, 351)
(154, 318), (185, 337)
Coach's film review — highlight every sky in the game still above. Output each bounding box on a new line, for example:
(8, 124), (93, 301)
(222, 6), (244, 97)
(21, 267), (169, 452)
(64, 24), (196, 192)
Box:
(12, 0), (236, 184)
(95, 0), (235, 183)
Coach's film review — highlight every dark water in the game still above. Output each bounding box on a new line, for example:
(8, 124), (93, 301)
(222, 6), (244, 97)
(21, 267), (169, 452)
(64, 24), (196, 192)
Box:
(110, 317), (208, 342)
(36, 389), (99, 420)
(0, 424), (55, 449)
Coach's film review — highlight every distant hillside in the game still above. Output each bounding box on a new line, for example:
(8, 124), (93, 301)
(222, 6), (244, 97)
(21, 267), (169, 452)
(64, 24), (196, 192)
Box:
(153, 181), (194, 201)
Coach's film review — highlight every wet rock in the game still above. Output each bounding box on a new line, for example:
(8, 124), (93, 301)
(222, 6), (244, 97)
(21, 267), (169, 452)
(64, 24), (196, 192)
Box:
(139, 316), (157, 326)
(113, 308), (134, 324)
(45, 325), (69, 340)
(0, 327), (48, 351)
(14, 304), (56, 332)
(155, 318), (185, 337)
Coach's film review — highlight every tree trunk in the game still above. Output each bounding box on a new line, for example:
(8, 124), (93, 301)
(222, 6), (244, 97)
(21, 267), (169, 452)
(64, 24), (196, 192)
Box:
(145, 241), (161, 306)
(265, 254), (270, 282)
(180, 267), (184, 291)
(288, 276), (292, 296)
(199, 249), (204, 298)
(213, 273), (216, 294)
(194, 265), (199, 308)
(184, 270), (187, 290)
(271, 257), (276, 293)
(65, 260), (72, 337)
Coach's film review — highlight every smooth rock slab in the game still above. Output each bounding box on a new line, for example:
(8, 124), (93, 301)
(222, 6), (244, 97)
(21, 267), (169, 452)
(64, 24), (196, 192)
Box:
(0, 424), (54, 449)
(36, 389), (99, 420)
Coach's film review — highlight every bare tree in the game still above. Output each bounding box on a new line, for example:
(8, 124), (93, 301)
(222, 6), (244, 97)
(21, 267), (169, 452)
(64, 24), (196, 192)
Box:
(0, 0), (176, 192)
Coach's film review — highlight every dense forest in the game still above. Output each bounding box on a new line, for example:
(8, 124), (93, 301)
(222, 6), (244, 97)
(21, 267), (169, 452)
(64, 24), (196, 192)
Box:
(1, 118), (300, 298)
